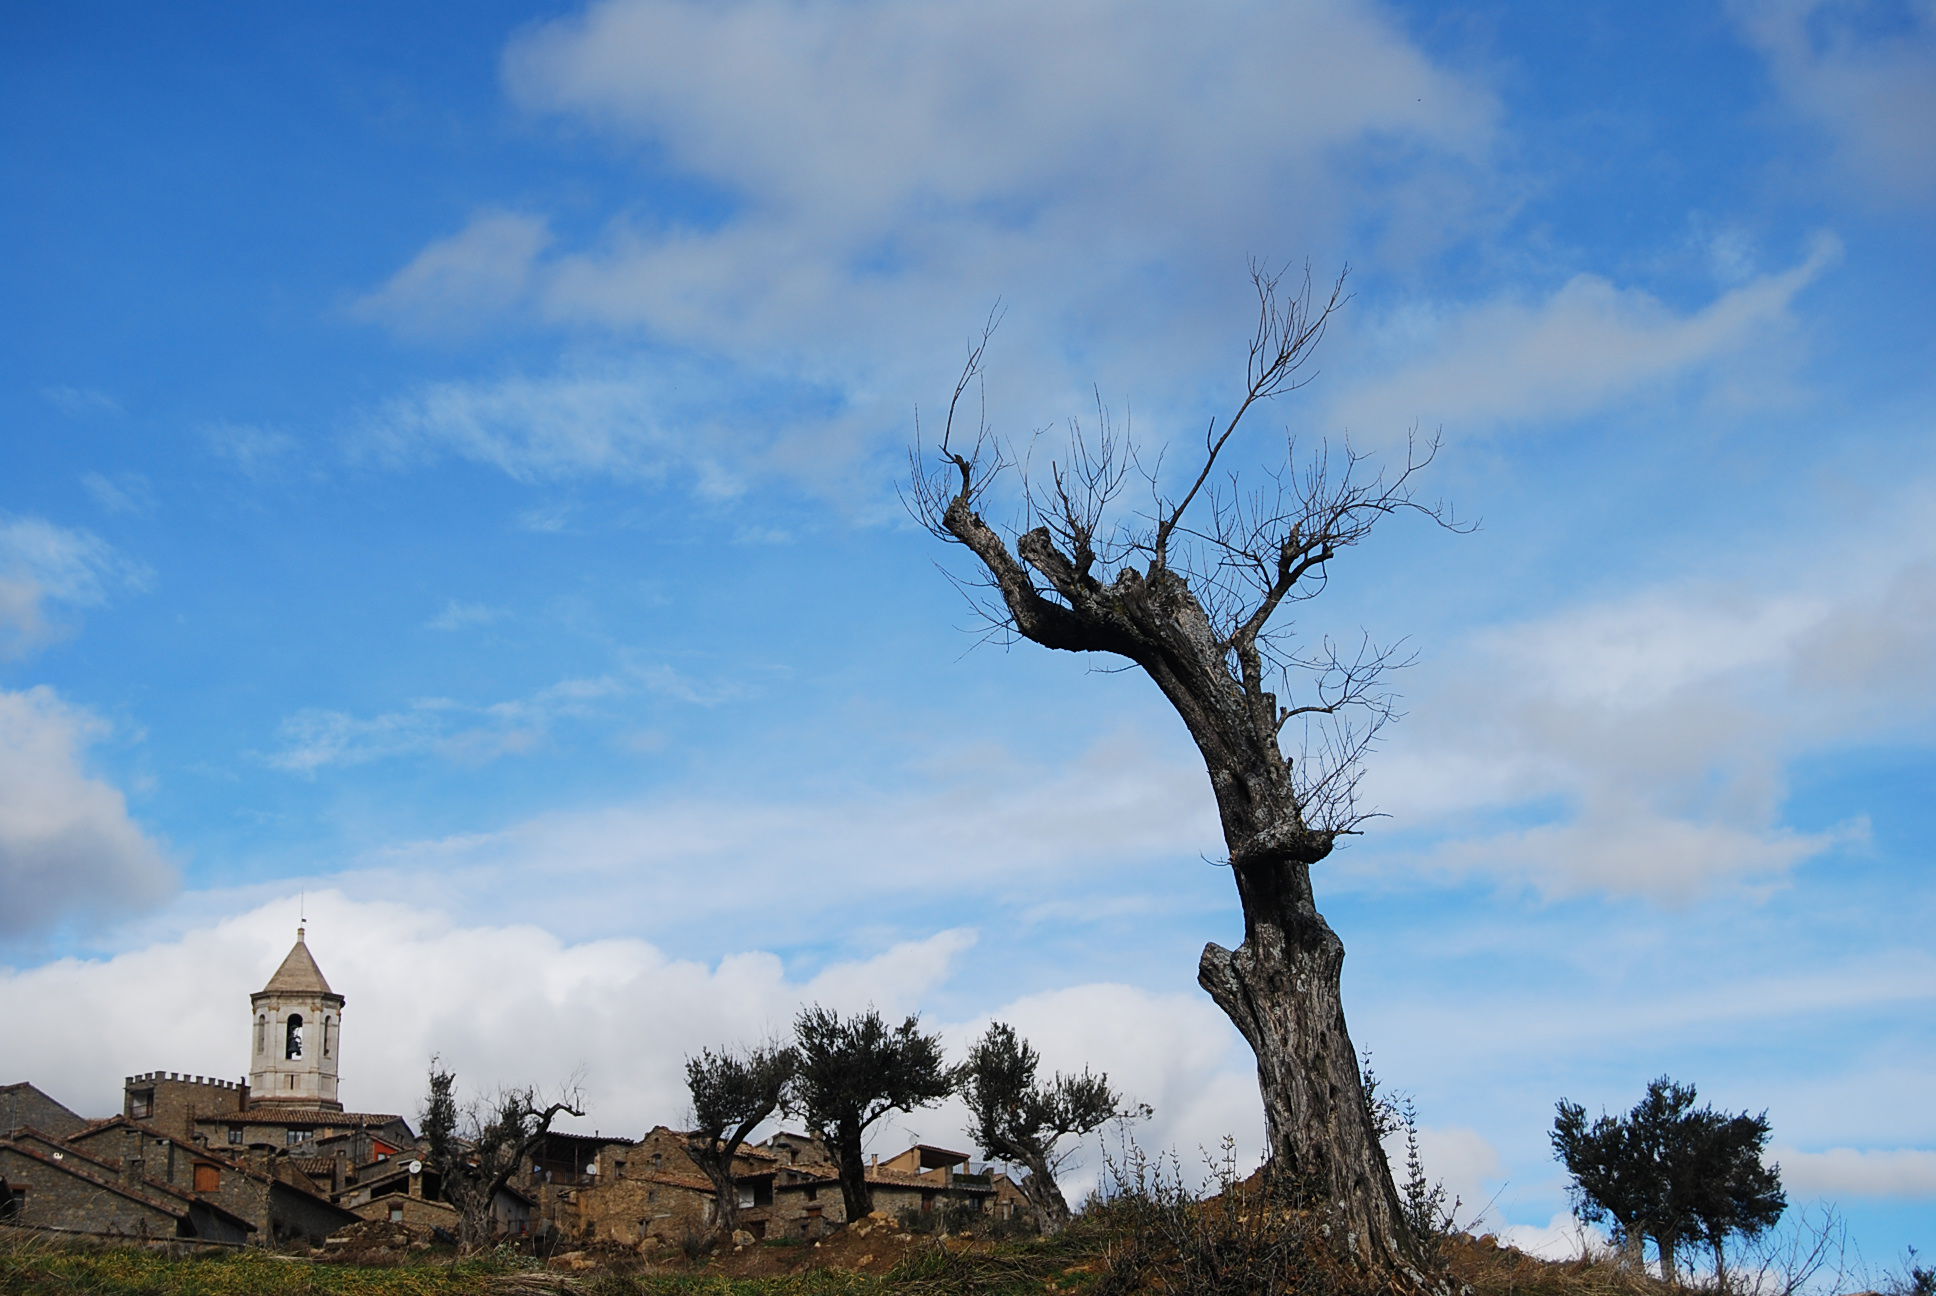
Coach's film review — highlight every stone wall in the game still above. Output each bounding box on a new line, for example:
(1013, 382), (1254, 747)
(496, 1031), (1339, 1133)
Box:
(0, 1144), (182, 1238)
(123, 1073), (247, 1144)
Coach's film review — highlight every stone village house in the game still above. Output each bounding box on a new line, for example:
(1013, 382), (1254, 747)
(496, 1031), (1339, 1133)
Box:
(4, 929), (1033, 1250)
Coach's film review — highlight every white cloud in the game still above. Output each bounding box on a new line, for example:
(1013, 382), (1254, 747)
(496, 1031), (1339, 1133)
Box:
(0, 514), (146, 659)
(352, 358), (762, 497)
(1733, 0), (1936, 205)
(357, 0), (1502, 491)
(1499, 1212), (1606, 1262)
(79, 472), (157, 518)
(1362, 475), (1936, 898)
(425, 599), (507, 632)
(0, 891), (1258, 1181)
(41, 385), (123, 418)
(1773, 1145), (1936, 1199)
(0, 686), (177, 940)
(353, 210), (553, 336)
(1381, 1123), (1504, 1230)
(203, 421), (300, 479)
(504, 0), (1492, 256)
(1328, 235), (1840, 440)
(339, 729), (1215, 942)
(265, 673), (637, 773)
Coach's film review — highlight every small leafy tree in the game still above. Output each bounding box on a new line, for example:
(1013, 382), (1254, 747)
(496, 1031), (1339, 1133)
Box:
(422, 1059), (582, 1253)
(790, 1005), (953, 1222)
(685, 1041), (796, 1239)
(960, 1021), (1147, 1233)
(1553, 1076), (1784, 1282)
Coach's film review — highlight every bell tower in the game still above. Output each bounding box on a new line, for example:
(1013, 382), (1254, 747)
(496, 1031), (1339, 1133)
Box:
(248, 927), (345, 1111)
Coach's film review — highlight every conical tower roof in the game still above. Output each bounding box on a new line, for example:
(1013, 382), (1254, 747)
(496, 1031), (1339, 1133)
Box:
(258, 927), (336, 996)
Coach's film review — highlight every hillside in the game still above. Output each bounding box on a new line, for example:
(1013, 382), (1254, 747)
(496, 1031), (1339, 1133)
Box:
(0, 1219), (1693, 1296)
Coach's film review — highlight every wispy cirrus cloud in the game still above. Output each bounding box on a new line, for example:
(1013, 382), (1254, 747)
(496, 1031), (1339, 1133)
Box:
(1361, 472), (1936, 900)
(40, 385), (123, 418)
(1732, 0), (1936, 206)
(352, 209), (553, 338)
(80, 472), (157, 518)
(264, 662), (747, 773)
(203, 421), (301, 480)
(0, 514), (148, 659)
(1328, 234), (1840, 442)
(425, 598), (508, 632)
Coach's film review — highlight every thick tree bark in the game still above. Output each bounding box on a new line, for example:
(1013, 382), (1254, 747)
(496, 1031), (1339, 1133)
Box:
(832, 1115), (873, 1223)
(1015, 1151), (1074, 1233)
(934, 505), (1419, 1270)
(1197, 850), (1410, 1269)
(918, 270), (1447, 1275)
(687, 1135), (747, 1237)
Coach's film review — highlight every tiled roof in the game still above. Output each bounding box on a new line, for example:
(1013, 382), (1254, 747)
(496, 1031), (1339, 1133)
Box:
(541, 1130), (635, 1147)
(199, 1109), (405, 1129)
(774, 1165), (994, 1193)
(0, 1129), (258, 1231)
(71, 1114), (228, 1155)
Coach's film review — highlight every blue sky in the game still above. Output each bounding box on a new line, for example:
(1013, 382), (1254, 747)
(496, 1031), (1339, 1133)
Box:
(3, 0), (1932, 1275)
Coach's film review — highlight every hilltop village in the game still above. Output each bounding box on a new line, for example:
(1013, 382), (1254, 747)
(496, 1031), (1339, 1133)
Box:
(1, 929), (1030, 1252)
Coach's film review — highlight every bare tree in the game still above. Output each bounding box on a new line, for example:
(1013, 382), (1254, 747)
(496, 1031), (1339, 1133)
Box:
(422, 1060), (582, 1253)
(685, 1041), (796, 1240)
(910, 265), (1459, 1270)
(961, 1021), (1147, 1233)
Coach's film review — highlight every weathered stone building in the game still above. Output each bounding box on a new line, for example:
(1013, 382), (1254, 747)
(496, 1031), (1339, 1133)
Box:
(0, 1083), (88, 1140)
(0, 1126), (257, 1243)
(5, 927), (1045, 1252)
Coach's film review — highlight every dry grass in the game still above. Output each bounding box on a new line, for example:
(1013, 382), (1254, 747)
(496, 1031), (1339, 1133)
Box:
(0, 1219), (1795, 1296)
(1444, 1234), (1677, 1296)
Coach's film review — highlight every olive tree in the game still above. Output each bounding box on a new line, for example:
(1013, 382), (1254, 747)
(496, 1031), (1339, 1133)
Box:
(911, 267), (1454, 1268)
(961, 1021), (1146, 1233)
(790, 1005), (953, 1222)
(1552, 1076), (1785, 1282)
(685, 1042), (797, 1239)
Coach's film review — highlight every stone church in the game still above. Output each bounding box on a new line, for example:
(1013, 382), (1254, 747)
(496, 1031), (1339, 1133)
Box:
(121, 927), (412, 1162)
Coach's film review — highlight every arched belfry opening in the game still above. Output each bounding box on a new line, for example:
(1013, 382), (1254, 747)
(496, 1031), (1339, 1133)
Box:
(248, 926), (345, 1111)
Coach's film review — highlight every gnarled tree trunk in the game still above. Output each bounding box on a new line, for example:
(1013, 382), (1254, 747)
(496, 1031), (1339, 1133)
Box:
(1197, 847), (1409, 1268)
(913, 267), (1449, 1275)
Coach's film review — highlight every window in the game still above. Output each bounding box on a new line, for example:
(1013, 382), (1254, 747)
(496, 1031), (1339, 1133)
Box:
(194, 1164), (222, 1192)
(323, 1016), (335, 1058)
(2, 1187), (24, 1221)
(256, 1015), (267, 1054)
(389, 1205), (404, 1223)
(285, 1013), (304, 1059)
(129, 1089), (154, 1119)
(804, 1185), (817, 1202)
(228, 1126), (244, 1145)
(286, 1128), (309, 1146)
